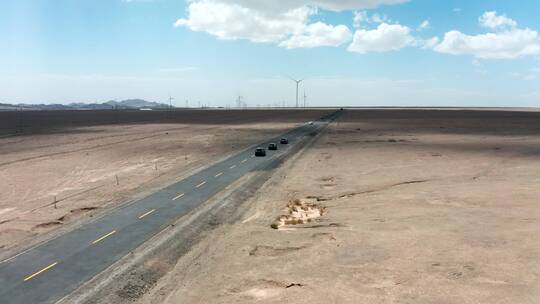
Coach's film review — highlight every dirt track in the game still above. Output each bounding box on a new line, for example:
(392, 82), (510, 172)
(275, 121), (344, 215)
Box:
(147, 109), (540, 304)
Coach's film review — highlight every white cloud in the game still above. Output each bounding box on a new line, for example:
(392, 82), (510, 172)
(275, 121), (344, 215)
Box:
(419, 20), (430, 30)
(352, 10), (391, 27)
(422, 36), (439, 49)
(174, 1), (311, 43)
(434, 12), (540, 59)
(371, 13), (389, 24)
(348, 23), (415, 53)
(216, 0), (409, 13)
(279, 22), (352, 48)
(175, 0), (408, 48)
(353, 11), (369, 28)
(479, 11), (517, 30)
(435, 28), (540, 59)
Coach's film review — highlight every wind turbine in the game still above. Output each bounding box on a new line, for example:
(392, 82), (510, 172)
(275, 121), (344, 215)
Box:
(168, 96), (174, 110)
(289, 77), (304, 108)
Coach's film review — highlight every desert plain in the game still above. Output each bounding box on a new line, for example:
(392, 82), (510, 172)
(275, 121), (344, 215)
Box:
(2, 108), (540, 304)
(146, 109), (540, 304)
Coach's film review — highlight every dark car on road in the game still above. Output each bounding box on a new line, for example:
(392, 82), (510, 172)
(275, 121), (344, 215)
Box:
(255, 147), (266, 157)
(280, 138), (288, 144)
(268, 143), (278, 150)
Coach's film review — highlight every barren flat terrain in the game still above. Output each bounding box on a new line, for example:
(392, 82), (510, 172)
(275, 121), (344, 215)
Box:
(0, 109), (329, 254)
(147, 109), (540, 304)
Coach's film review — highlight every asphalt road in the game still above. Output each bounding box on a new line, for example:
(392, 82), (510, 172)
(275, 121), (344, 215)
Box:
(0, 110), (341, 303)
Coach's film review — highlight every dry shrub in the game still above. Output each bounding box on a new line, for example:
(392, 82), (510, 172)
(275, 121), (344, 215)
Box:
(272, 198), (326, 229)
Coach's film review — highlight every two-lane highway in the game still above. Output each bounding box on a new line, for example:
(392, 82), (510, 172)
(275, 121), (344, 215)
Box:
(0, 110), (341, 303)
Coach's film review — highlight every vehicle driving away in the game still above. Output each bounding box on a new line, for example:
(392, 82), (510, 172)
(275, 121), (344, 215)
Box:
(280, 138), (289, 144)
(254, 147), (266, 157)
(268, 143), (278, 150)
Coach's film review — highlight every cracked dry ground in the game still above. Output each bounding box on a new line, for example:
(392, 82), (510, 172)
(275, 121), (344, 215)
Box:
(147, 110), (540, 304)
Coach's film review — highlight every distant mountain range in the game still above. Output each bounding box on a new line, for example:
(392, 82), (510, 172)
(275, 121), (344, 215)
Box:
(0, 99), (170, 111)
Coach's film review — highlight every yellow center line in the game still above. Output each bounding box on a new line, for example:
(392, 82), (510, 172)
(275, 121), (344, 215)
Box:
(24, 262), (58, 282)
(196, 181), (206, 188)
(92, 230), (116, 245)
(229, 165), (236, 169)
(172, 193), (185, 201)
(241, 159), (247, 163)
(215, 172), (223, 178)
(138, 209), (156, 219)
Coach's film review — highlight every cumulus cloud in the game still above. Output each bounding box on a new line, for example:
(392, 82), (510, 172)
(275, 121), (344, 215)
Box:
(348, 23), (415, 53)
(279, 22), (352, 48)
(175, 0), (408, 48)
(353, 11), (369, 28)
(434, 12), (540, 59)
(352, 10), (391, 27)
(479, 11), (517, 29)
(174, 1), (311, 43)
(419, 20), (430, 30)
(216, 0), (409, 13)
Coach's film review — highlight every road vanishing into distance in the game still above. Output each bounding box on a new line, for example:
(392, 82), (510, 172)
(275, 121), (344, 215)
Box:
(0, 110), (341, 303)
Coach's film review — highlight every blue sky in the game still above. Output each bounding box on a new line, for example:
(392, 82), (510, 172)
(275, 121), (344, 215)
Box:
(1, 0), (540, 106)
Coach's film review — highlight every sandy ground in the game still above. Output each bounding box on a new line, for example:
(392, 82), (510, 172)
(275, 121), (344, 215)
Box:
(0, 110), (328, 254)
(150, 109), (540, 304)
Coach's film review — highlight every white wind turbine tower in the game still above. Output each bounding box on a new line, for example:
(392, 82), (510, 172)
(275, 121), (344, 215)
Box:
(289, 77), (304, 108)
